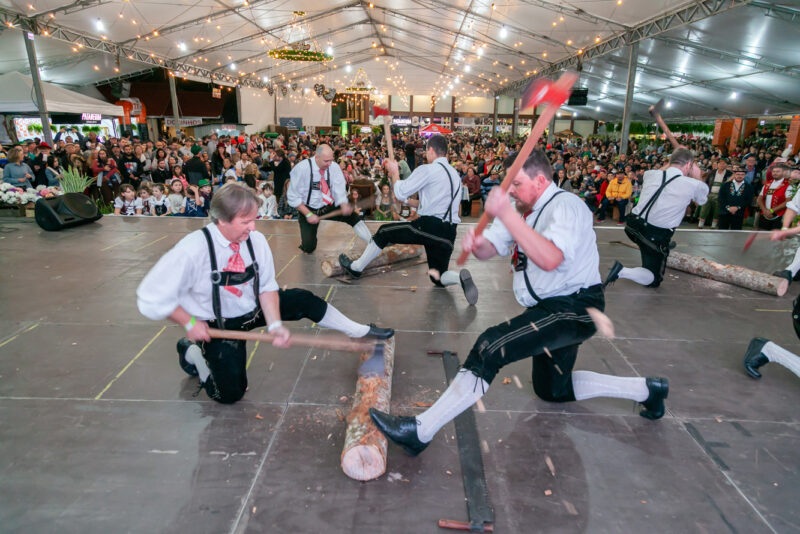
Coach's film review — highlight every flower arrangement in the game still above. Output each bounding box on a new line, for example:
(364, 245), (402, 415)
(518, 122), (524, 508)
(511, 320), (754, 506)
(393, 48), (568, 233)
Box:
(58, 166), (95, 193)
(0, 183), (62, 206)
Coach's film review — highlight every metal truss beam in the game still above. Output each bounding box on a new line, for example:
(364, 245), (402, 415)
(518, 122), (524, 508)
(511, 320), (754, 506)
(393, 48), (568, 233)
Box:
(497, 0), (753, 96)
(517, 0), (628, 29)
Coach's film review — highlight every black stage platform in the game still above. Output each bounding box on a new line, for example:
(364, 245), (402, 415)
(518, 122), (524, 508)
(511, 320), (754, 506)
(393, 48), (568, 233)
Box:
(0, 216), (797, 533)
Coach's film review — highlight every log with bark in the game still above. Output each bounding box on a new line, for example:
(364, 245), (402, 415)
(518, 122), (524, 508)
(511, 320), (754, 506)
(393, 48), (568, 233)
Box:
(667, 251), (788, 296)
(341, 337), (395, 481)
(321, 244), (423, 278)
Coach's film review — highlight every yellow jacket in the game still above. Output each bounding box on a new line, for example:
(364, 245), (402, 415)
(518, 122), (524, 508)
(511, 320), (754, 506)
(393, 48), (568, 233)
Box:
(606, 178), (632, 200)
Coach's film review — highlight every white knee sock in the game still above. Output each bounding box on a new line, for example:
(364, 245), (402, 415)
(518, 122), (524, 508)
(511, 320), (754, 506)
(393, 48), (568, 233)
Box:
(415, 369), (489, 443)
(439, 270), (460, 287)
(317, 304), (370, 338)
(571, 370), (649, 402)
(619, 267), (655, 286)
(761, 341), (800, 378)
(351, 240), (383, 272)
(186, 344), (211, 382)
(353, 220), (372, 244)
(787, 247), (800, 276)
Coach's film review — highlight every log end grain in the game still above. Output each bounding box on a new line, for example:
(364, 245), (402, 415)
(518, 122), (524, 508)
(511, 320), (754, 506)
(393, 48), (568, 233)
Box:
(341, 444), (386, 481)
(776, 278), (789, 297)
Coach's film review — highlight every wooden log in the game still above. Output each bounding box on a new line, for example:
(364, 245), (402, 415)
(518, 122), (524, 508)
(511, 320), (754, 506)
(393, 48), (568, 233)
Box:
(321, 244), (423, 277)
(341, 337), (395, 481)
(666, 250), (788, 296)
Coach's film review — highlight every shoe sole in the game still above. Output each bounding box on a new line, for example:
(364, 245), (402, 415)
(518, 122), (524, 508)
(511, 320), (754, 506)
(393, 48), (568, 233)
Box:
(603, 262), (623, 288)
(460, 269), (478, 306)
(177, 340), (199, 377)
(743, 337), (769, 379)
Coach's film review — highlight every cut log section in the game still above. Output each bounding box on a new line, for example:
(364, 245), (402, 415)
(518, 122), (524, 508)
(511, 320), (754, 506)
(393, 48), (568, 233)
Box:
(667, 251), (788, 297)
(322, 244), (423, 278)
(341, 337), (395, 481)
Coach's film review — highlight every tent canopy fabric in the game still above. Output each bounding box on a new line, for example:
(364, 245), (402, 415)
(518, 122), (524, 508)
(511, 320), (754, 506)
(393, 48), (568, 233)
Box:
(0, 71), (122, 116)
(419, 124), (452, 135)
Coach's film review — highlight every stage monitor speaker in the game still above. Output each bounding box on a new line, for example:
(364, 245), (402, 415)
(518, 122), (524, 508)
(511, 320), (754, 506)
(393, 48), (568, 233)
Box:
(568, 88), (588, 106)
(34, 193), (102, 231)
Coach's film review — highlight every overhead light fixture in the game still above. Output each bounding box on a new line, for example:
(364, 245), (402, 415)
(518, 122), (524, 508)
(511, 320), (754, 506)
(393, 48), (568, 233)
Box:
(464, 65), (471, 72)
(95, 18), (104, 31)
(230, 63), (236, 70)
(500, 26), (508, 39)
(262, 76), (269, 82)
(730, 91), (738, 99)
(177, 42), (187, 51)
(346, 65), (352, 72)
(666, 101), (673, 108)
(326, 46), (333, 55)
(595, 106), (601, 111)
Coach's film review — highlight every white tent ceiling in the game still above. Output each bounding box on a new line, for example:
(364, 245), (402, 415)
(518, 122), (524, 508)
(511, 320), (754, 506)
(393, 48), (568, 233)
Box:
(0, 0), (797, 121)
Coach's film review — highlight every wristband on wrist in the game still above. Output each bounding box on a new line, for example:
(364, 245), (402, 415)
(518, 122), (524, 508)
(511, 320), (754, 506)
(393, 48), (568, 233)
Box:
(304, 211), (313, 219)
(267, 320), (283, 332)
(184, 316), (196, 332)
(782, 227), (789, 231)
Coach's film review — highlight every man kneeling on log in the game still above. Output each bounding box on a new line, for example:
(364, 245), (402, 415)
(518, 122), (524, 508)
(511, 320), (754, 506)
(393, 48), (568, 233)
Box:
(369, 149), (670, 456)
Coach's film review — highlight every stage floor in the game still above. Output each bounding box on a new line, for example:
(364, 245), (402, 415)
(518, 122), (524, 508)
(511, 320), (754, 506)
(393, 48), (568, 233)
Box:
(0, 215), (798, 534)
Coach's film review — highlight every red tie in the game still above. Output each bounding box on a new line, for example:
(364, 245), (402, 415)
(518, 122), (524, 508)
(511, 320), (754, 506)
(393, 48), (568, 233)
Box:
(223, 242), (245, 297)
(319, 168), (333, 205)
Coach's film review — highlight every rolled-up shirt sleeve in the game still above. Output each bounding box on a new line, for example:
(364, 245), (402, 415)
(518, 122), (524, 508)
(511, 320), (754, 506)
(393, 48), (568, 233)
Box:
(393, 165), (428, 203)
(286, 163), (306, 208)
(693, 181), (709, 206)
(483, 217), (514, 257)
(330, 163), (348, 206)
(136, 239), (196, 320)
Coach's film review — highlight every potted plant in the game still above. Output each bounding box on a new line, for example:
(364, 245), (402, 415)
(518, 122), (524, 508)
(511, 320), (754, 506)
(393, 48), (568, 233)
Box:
(57, 166), (95, 193)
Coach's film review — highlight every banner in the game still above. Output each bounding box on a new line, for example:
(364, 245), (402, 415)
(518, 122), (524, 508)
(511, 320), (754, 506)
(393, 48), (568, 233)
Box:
(279, 117), (303, 129)
(164, 117), (203, 127)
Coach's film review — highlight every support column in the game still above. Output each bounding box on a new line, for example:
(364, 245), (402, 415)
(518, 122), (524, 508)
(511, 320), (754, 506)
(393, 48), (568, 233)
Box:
(512, 97), (520, 138)
(168, 73), (181, 138)
(619, 41), (639, 156)
(23, 31), (53, 146)
(450, 96), (456, 128)
(547, 114), (556, 144)
(492, 96), (498, 138)
(787, 116), (800, 156)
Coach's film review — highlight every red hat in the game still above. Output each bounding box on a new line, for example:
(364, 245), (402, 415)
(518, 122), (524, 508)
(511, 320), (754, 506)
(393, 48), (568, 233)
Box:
(38, 142), (51, 149)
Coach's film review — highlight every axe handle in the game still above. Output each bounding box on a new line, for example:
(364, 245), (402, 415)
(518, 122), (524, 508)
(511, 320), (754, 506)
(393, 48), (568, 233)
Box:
(207, 328), (373, 353)
(383, 114), (394, 161)
(457, 72), (578, 265)
(652, 111), (681, 151)
(317, 198), (374, 221)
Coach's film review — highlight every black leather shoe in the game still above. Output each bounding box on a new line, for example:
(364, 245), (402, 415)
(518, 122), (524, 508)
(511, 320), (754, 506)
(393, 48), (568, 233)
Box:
(743, 337), (770, 379)
(366, 323), (394, 339)
(338, 253), (362, 278)
(603, 260), (623, 288)
(772, 270), (793, 285)
(369, 408), (429, 456)
(177, 338), (198, 377)
(460, 269), (478, 306)
(640, 377), (669, 420)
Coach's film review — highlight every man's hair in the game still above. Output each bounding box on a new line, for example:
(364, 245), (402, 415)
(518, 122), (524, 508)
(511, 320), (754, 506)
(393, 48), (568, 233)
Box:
(502, 149), (553, 181)
(209, 182), (260, 223)
(275, 149), (285, 159)
(315, 144), (332, 157)
(774, 162), (791, 171)
(669, 148), (694, 167)
(426, 135), (448, 157)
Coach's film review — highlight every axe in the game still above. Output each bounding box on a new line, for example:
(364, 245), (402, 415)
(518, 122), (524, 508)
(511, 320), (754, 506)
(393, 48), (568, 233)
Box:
(649, 98), (680, 151)
(457, 71), (579, 265)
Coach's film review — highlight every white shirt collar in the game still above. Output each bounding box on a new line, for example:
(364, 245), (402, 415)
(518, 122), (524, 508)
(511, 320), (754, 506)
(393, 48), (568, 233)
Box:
(531, 181), (560, 213)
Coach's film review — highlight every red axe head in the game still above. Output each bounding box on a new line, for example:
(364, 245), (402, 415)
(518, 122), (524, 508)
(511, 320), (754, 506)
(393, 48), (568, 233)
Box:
(372, 104), (390, 117)
(520, 72), (577, 111)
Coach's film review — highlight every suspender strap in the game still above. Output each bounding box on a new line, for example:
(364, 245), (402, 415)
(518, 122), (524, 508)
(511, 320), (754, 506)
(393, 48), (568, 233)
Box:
(437, 162), (461, 223)
(306, 158), (331, 207)
(245, 237), (260, 302)
(201, 227), (224, 328)
(522, 190), (566, 304)
(640, 170), (679, 223)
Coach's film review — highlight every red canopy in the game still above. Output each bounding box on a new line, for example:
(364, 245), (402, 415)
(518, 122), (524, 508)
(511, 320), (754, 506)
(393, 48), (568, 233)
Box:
(419, 123), (452, 134)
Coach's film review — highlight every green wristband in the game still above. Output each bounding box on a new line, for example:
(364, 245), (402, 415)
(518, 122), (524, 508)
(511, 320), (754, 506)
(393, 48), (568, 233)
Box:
(184, 316), (196, 332)
(305, 211), (313, 219)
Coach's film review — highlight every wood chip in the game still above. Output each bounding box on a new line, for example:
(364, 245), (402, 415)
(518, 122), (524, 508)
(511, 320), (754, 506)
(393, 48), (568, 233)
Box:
(252, 506), (257, 514)
(255, 413), (264, 420)
(502, 377), (512, 385)
(715, 417), (723, 423)
(513, 375), (523, 389)
(544, 489), (552, 496)
(414, 401), (433, 407)
(409, 285), (417, 292)
(340, 396), (348, 403)
(446, 470), (453, 475)
(545, 455), (556, 477)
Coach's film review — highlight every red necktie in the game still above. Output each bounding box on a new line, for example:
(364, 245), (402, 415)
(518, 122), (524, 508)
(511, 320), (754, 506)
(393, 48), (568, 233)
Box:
(319, 168), (333, 205)
(223, 242), (245, 297)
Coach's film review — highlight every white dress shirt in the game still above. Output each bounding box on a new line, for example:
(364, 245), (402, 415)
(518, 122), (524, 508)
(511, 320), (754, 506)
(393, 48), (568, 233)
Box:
(393, 156), (461, 223)
(484, 182), (601, 308)
(287, 158), (348, 209)
(786, 188), (800, 214)
(137, 224), (279, 321)
(632, 168), (708, 229)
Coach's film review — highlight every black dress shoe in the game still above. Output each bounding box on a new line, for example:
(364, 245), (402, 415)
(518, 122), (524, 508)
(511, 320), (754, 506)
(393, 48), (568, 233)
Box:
(460, 269), (479, 306)
(366, 323), (394, 339)
(603, 260), (623, 288)
(369, 408), (429, 456)
(640, 377), (669, 420)
(177, 338), (199, 377)
(772, 270), (793, 285)
(743, 337), (770, 379)
(338, 253), (362, 278)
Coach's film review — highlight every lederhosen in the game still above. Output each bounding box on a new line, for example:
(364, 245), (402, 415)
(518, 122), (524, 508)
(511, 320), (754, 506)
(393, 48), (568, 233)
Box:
(463, 191), (603, 403)
(371, 162), (462, 285)
(624, 171), (679, 288)
(197, 227), (330, 403)
(298, 158), (360, 253)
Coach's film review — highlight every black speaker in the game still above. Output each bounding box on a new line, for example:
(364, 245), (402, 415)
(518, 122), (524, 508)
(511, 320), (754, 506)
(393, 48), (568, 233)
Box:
(35, 193), (102, 231)
(568, 88), (589, 106)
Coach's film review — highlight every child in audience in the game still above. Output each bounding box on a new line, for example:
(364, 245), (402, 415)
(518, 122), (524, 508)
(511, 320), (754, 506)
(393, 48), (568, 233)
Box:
(183, 184), (206, 217)
(138, 184), (152, 216)
(167, 179), (186, 215)
(258, 182), (278, 219)
(150, 183), (170, 216)
(198, 180), (213, 214)
(114, 183), (143, 215)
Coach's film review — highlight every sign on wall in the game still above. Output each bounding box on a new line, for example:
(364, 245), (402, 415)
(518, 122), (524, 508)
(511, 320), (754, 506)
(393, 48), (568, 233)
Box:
(279, 117), (303, 129)
(164, 117), (203, 127)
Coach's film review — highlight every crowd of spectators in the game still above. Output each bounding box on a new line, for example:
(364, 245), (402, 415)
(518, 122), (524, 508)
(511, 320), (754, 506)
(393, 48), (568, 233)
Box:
(0, 123), (797, 230)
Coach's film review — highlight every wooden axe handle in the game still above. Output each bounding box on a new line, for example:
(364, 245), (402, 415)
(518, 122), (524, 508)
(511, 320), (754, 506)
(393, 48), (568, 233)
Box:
(207, 328), (374, 353)
(651, 110), (680, 151)
(457, 71), (579, 265)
